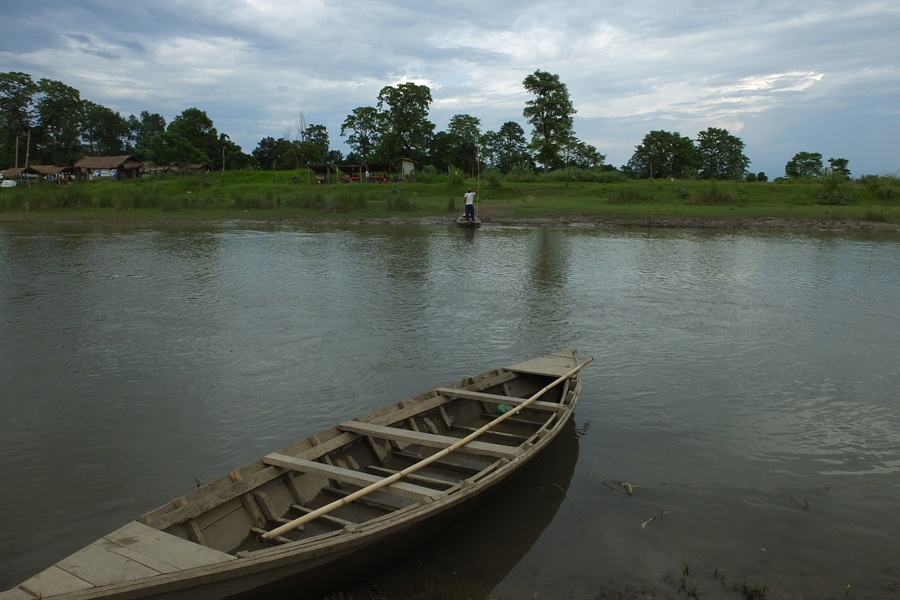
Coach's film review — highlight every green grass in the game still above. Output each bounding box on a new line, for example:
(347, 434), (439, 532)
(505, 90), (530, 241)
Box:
(2, 170), (899, 224)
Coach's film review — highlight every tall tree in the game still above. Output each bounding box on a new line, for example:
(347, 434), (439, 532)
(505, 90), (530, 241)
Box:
(559, 137), (605, 170)
(217, 133), (249, 171)
(34, 78), (83, 165)
(340, 106), (381, 163)
(167, 107), (218, 165)
(81, 101), (127, 156)
(522, 70), (576, 172)
(127, 111), (166, 158)
(626, 130), (699, 179)
(146, 131), (207, 166)
(252, 136), (279, 170)
(427, 130), (454, 172)
(375, 82), (434, 163)
(785, 151), (823, 178)
(446, 113), (482, 175)
(484, 121), (531, 174)
(0, 72), (37, 168)
(301, 124), (330, 164)
(695, 127), (749, 180)
(827, 157), (851, 180)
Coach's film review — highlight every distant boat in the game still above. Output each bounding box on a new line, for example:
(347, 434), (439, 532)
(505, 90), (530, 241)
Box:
(455, 215), (481, 227)
(1, 349), (589, 600)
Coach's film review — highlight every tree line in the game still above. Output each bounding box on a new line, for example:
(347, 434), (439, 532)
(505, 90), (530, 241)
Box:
(0, 69), (851, 181)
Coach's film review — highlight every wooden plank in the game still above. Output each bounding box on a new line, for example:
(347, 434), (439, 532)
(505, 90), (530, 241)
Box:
(141, 466), (286, 531)
(366, 465), (457, 489)
(53, 541), (161, 587)
(338, 421), (520, 459)
(263, 453), (444, 501)
(104, 521), (235, 570)
(0, 586), (37, 600)
(505, 349), (577, 376)
(368, 394), (452, 426)
(434, 387), (564, 412)
(18, 565), (94, 599)
(455, 426), (531, 443)
(290, 503), (354, 528)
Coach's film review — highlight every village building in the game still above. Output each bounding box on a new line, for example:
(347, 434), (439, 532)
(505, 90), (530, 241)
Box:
(73, 155), (144, 180)
(0, 166), (40, 187)
(32, 165), (77, 183)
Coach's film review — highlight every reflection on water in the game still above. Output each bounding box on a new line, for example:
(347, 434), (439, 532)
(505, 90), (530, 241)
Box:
(1, 223), (899, 598)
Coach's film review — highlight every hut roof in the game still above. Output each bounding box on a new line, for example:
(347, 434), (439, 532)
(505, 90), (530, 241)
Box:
(32, 165), (75, 175)
(0, 166), (39, 177)
(74, 155), (143, 170)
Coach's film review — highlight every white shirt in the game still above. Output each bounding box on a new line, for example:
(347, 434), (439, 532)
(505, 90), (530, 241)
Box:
(464, 192), (475, 205)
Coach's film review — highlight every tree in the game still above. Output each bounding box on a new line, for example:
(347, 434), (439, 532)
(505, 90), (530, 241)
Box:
(34, 78), (83, 165)
(785, 151), (823, 178)
(483, 121), (530, 174)
(218, 133), (250, 171)
(446, 113), (481, 175)
(626, 130), (699, 179)
(81, 101), (127, 156)
(301, 124), (330, 165)
(252, 137), (279, 171)
(695, 127), (749, 180)
(427, 131), (455, 173)
(340, 107), (381, 163)
(828, 157), (851, 180)
(0, 72), (37, 168)
(522, 70), (576, 172)
(167, 107), (218, 165)
(559, 137), (605, 170)
(375, 82), (435, 163)
(127, 111), (166, 158)
(146, 131), (207, 166)
(757, 171), (768, 182)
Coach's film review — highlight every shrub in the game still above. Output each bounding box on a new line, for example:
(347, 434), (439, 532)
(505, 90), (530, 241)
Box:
(818, 171), (856, 205)
(694, 181), (743, 205)
(608, 187), (652, 204)
(506, 161), (537, 183)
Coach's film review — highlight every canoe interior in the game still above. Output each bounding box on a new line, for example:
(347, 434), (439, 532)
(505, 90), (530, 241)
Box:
(454, 215), (481, 227)
(139, 361), (575, 557)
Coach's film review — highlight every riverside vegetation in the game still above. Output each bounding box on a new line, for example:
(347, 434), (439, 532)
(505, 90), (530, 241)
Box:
(2, 168), (899, 230)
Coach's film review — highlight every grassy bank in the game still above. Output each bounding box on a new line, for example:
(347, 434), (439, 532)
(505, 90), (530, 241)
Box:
(2, 169), (899, 226)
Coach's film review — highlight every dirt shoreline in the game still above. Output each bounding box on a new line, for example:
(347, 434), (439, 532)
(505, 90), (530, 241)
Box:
(2, 213), (899, 233)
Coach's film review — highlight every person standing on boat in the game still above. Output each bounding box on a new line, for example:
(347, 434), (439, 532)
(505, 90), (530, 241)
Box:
(463, 188), (476, 221)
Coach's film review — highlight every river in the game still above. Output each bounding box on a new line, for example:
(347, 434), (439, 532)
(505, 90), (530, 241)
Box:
(1, 222), (898, 599)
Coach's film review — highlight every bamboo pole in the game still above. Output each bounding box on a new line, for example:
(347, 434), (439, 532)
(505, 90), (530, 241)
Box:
(260, 357), (592, 541)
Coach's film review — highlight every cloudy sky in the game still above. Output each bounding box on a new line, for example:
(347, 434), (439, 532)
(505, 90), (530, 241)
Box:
(3, 0), (898, 177)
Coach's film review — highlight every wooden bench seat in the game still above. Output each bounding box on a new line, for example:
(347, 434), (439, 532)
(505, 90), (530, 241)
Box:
(337, 420), (521, 459)
(434, 387), (564, 412)
(262, 453), (445, 501)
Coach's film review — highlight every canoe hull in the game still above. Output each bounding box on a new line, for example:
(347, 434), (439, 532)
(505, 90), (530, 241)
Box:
(2, 349), (585, 600)
(455, 215), (481, 227)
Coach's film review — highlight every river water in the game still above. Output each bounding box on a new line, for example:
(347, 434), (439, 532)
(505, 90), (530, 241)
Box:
(1, 222), (898, 599)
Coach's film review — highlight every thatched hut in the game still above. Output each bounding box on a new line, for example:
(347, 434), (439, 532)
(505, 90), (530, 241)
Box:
(73, 155), (144, 180)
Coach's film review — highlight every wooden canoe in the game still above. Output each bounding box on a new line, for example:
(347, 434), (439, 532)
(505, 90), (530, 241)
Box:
(1, 349), (588, 600)
(455, 215), (481, 227)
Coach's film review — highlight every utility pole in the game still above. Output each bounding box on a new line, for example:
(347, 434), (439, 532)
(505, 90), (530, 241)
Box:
(16, 131), (30, 169)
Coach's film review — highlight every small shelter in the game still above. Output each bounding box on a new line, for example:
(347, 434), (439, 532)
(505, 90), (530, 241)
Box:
(401, 158), (416, 181)
(141, 162), (180, 176)
(307, 164), (336, 183)
(336, 161), (397, 183)
(0, 166), (40, 186)
(32, 165), (76, 184)
(73, 155), (144, 180)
